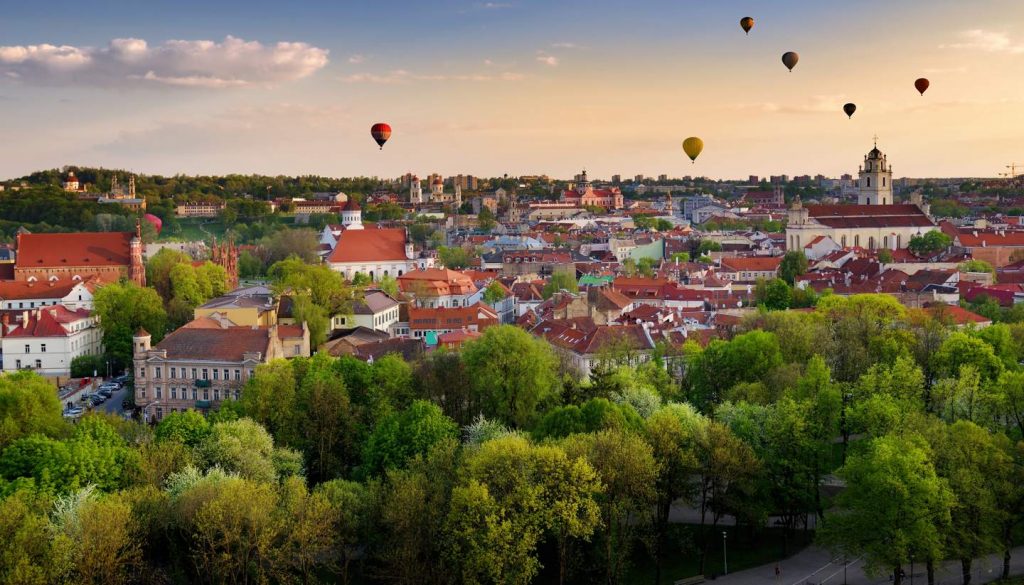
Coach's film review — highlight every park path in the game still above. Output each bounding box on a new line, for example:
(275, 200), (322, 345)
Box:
(710, 545), (1024, 585)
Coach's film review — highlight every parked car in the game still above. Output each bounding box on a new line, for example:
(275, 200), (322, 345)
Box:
(63, 407), (85, 418)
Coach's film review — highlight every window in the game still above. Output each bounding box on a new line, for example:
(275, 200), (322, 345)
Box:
(40, 344), (46, 353)
(155, 387), (162, 399)
(214, 389), (220, 401)
(866, 177), (871, 187)
(138, 367), (145, 379)
(171, 388), (177, 399)
(170, 367), (176, 379)
(234, 369), (241, 381)
(140, 388), (146, 398)
(234, 390), (240, 400)
(154, 367), (162, 379)
(202, 368), (208, 380)
(191, 368), (197, 379)
(203, 389), (210, 400)
(213, 369), (219, 381)
(15, 359), (21, 369)
(223, 369), (229, 380)
(192, 388), (198, 400)
(882, 177), (886, 187)
(34, 360), (41, 369)
(248, 369), (254, 379)
(294, 344), (301, 354)
(24, 344), (29, 354)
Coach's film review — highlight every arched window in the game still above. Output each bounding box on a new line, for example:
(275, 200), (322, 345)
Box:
(882, 177), (886, 187)
(841, 235), (847, 247)
(868, 237), (875, 250)
(866, 177), (871, 187)
(883, 236), (889, 249)
(854, 235), (860, 248)
(896, 235), (902, 249)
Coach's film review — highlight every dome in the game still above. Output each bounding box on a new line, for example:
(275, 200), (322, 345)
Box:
(343, 197), (361, 211)
(867, 146), (883, 159)
(432, 178), (443, 185)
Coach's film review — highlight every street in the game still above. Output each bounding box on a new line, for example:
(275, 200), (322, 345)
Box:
(101, 384), (131, 415)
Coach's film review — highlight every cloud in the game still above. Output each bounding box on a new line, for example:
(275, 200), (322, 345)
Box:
(730, 95), (848, 115)
(941, 30), (1024, 54)
(550, 42), (578, 49)
(536, 54), (559, 67)
(481, 2), (512, 8)
(0, 36), (329, 88)
(348, 54), (366, 64)
(340, 69), (524, 83)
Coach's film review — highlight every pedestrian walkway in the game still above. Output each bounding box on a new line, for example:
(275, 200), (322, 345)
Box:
(710, 545), (1024, 585)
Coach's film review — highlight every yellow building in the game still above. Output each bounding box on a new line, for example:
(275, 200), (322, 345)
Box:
(193, 286), (278, 327)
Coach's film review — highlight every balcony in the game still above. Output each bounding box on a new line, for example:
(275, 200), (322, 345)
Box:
(194, 379), (211, 388)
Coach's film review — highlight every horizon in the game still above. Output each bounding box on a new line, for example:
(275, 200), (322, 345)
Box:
(2, 1), (1023, 180)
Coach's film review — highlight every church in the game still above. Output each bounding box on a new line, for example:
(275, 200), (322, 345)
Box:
(786, 143), (937, 252)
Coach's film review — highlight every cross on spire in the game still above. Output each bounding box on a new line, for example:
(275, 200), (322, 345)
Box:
(872, 134), (879, 147)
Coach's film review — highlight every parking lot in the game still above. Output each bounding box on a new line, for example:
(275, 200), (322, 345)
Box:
(62, 376), (132, 420)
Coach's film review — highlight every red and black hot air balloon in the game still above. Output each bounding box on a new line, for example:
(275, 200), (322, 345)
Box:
(914, 78), (930, 96)
(781, 51), (799, 72)
(370, 123), (392, 150)
(740, 17), (754, 35)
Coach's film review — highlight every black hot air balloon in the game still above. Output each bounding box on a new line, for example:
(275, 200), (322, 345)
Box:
(843, 103), (857, 119)
(740, 17), (754, 35)
(370, 123), (392, 150)
(781, 51), (799, 72)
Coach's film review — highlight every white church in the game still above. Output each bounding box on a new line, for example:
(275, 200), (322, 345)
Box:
(786, 142), (938, 252)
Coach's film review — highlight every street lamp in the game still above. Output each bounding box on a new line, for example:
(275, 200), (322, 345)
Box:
(722, 531), (728, 575)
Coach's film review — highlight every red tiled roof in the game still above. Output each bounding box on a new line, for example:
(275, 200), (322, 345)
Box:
(4, 305), (91, 337)
(719, 256), (783, 272)
(16, 232), (133, 268)
(954, 230), (1024, 247)
(327, 228), (409, 263)
(0, 279), (90, 300)
(407, 302), (499, 331)
(926, 303), (992, 326)
(806, 204), (935, 229)
(154, 326), (272, 362)
(277, 325), (305, 339)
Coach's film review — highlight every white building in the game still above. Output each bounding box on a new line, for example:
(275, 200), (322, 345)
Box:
(331, 290), (401, 333)
(786, 143), (937, 251)
(1, 306), (103, 378)
(0, 280), (95, 311)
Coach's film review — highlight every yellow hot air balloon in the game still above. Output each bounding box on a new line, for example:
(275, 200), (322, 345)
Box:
(682, 137), (704, 163)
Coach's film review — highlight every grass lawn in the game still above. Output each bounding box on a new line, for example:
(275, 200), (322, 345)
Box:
(158, 219), (227, 242)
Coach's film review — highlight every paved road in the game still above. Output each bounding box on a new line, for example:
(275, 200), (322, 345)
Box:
(101, 385), (131, 415)
(708, 545), (1024, 585)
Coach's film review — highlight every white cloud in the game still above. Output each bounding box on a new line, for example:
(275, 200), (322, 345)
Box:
(941, 30), (1024, 54)
(340, 69), (524, 83)
(481, 2), (512, 8)
(348, 54), (366, 64)
(0, 36), (329, 88)
(536, 54), (559, 67)
(551, 42), (578, 49)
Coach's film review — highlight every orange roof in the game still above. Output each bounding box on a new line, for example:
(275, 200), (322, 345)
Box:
(719, 256), (783, 272)
(398, 268), (477, 296)
(0, 279), (92, 300)
(16, 232), (133, 268)
(327, 228), (409, 263)
(5, 305), (91, 337)
(926, 303), (993, 326)
(407, 302), (499, 331)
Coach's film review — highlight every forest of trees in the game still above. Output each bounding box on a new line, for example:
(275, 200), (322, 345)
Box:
(2, 297), (1024, 585)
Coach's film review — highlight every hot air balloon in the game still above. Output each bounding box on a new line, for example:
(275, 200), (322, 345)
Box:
(370, 123), (392, 150)
(914, 78), (930, 96)
(781, 51), (799, 72)
(740, 17), (754, 35)
(143, 213), (162, 235)
(843, 103), (857, 119)
(682, 137), (704, 163)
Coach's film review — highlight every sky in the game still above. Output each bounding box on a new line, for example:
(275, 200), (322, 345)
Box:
(2, 0), (1024, 181)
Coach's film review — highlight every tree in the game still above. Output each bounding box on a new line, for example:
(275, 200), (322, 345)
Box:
(820, 434), (953, 585)
(935, 332), (1004, 383)
(378, 274), (399, 297)
(697, 240), (722, 256)
(482, 280), (508, 305)
(264, 228), (320, 264)
(878, 248), (894, 264)
(238, 250), (264, 279)
(362, 401), (458, 475)
(908, 231), (952, 257)
(561, 429), (657, 584)
(477, 207), (497, 232)
(756, 278), (792, 310)
(0, 371), (66, 448)
(51, 489), (142, 584)
(542, 269), (579, 299)
(462, 325), (559, 427)
(959, 259), (997, 280)
(93, 281), (167, 367)
(146, 248), (192, 301)
(70, 355), (105, 379)
(198, 418), (280, 483)
(778, 251), (809, 284)
(155, 410), (211, 448)
(670, 252), (690, 263)
(437, 246), (473, 270)
(0, 488), (70, 584)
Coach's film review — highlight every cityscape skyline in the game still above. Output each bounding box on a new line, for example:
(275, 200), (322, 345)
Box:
(1, 0), (1023, 179)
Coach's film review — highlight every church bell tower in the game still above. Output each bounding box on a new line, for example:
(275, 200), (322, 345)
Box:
(858, 138), (893, 206)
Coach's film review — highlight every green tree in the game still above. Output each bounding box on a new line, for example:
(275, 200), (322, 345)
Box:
(362, 401), (458, 475)
(145, 247), (192, 301)
(238, 250), (264, 279)
(756, 278), (792, 310)
(0, 371), (66, 448)
(477, 207), (497, 232)
(462, 325), (559, 427)
(198, 418), (281, 483)
(482, 281), (508, 305)
(778, 251), (809, 284)
(93, 281), (167, 367)
(437, 246), (473, 270)
(819, 434), (953, 585)
(908, 231), (952, 257)
(935, 332), (1004, 383)
(959, 259), (996, 280)
(155, 410), (211, 448)
(69, 355), (105, 379)
(542, 269), (579, 299)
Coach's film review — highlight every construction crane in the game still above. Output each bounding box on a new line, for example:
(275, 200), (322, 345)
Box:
(1001, 163), (1024, 179)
